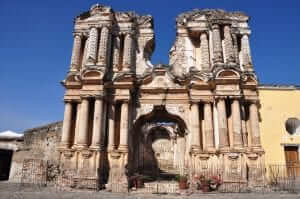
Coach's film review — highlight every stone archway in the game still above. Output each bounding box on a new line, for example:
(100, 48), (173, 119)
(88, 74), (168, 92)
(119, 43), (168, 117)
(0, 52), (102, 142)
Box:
(130, 105), (188, 180)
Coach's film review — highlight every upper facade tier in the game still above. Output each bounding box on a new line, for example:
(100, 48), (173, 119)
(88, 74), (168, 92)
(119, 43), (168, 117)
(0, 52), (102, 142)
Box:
(170, 9), (253, 78)
(69, 4), (155, 76)
(65, 5), (256, 87)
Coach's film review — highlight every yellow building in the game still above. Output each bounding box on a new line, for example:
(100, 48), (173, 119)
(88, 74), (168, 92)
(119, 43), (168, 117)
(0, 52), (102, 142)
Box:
(259, 85), (300, 170)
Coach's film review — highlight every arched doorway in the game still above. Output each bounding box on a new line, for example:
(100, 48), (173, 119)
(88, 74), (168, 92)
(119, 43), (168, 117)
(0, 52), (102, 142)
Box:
(0, 149), (13, 181)
(130, 105), (188, 181)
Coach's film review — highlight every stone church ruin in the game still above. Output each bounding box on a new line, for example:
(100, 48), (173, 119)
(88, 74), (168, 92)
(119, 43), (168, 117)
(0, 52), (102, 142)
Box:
(5, 4), (266, 192)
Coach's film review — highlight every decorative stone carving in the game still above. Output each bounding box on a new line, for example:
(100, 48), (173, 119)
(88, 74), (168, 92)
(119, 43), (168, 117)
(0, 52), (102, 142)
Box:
(241, 34), (252, 69)
(165, 104), (185, 116)
(81, 149), (92, 159)
(228, 153), (239, 160)
(90, 4), (112, 16)
(176, 9), (249, 26)
(212, 24), (223, 64)
(137, 15), (153, 28)
(200, 32), (210, 70)
(86, 27), (99, 65)
(115, 12), (136, 22)
(112, 36), (120, 71)
(137, 104), (154, 118)
(223, 25), (235, 64)
(97, 26), (111, 66)
(70, 33), (83, 71)
(63, 150), (74, 159)
(123, 33), (134, 71)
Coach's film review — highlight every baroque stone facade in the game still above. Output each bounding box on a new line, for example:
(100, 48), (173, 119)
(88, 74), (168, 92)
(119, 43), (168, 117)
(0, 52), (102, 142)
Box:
(58, 4), (265, 190)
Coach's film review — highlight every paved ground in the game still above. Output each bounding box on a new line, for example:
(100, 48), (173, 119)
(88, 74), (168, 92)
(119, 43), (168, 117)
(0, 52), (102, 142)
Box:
(1, 182), (300, 199)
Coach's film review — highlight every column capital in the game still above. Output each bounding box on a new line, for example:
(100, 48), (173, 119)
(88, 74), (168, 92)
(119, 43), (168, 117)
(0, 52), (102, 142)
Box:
(123, 30), (135, 37)
(190, 100), (200, 105)
(200, 31), (209, 37)
(246, 99), (260, 105)
(241, 32), (251, 37)
(119, 99), (130, 104)
(94, 94), (105, 100)
(89, 26), (98, 30)
(223, 24), (232, 28)
(214, 96), (227, 101)
(228, 95), (242, 100)
(63, 99), (75, 103)
(72, 32), (83, 38)
(80, 95), (93, 100)
(202, 99), (214, 104)
(101, 24), (112, 30)
(211, 23), (220, 30)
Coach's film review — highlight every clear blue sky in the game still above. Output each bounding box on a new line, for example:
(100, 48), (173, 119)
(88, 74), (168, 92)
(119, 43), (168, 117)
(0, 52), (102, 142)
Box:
(1, 0), (300, 132)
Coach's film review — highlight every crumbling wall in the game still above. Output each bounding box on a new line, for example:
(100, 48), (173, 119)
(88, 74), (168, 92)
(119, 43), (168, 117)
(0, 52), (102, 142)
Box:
(9, 121), (62, 182)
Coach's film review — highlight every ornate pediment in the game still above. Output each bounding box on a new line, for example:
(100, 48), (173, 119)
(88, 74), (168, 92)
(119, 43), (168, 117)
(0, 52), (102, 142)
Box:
(214, 68), (241, 85)
(176, 9), (249, 26)
(75, 4), (113, 22)
(141, 67), (184, 91)
(90, 4), (112, 15)
(115, 11), (136, 22)
(63, 72), (81, 88)
(137, 15), (153, 28)
(81, 67), (105, 84)
(241, 72), (258, 85)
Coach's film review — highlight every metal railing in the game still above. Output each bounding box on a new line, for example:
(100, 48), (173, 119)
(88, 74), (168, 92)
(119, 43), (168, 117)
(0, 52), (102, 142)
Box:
(17, 159), (300, 194)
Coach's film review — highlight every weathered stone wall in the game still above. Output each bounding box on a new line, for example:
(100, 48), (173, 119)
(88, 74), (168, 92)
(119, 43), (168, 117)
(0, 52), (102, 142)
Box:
(9, 121), (62, 182)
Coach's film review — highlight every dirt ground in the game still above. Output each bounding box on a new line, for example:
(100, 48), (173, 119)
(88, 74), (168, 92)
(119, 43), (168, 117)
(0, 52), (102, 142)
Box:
(1, 182), (300, 199)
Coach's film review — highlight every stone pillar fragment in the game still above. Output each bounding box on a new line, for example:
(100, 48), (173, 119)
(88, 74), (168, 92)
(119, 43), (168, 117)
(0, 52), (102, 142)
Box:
(74, 103), (81, 145)
(204, 102), (214, 150)
(81, 37), (89, 67)
(86, 27), (99, 65)
(249, 100), (262, 149)
(122, 33), (133, 71)
(232, 34), (240, 65)
(212, 24), (223, 64)
(231, 99), (243, 148)
(241, 34), (252, 70)
(61, 102), (73, 148)
(112, 35), (120, 71)
(108, 103), (115, 151)
(200, 32), (210, 70)
(191, 102), (201, 152)
(217, 98), (229, 150)
(77, 98), (90, 148)
(91, 97), (103, 149)
(241, 104), (248, 147)
(97, 26), (111, 66)
(70, 33), (83, 71)
(119, 100), (129, 151)
(223, 25), (235, 64)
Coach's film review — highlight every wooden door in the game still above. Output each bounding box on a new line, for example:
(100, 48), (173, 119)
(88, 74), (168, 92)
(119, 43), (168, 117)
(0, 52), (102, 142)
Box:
(284, 146), (300, 177)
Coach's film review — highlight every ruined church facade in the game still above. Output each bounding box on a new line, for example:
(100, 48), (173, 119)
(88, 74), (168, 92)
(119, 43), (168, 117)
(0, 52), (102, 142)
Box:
(58, 4), (264, 189)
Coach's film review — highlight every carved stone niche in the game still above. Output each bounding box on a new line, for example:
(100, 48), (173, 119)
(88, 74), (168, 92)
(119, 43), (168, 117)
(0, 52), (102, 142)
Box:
(247, 153), (258, 160)
(198, 153), (210, 160)
(81, 149), (93, 159)
(63, 150), (74, 159)
(110, 151), (121, 159)
(228, 152), (239, 160)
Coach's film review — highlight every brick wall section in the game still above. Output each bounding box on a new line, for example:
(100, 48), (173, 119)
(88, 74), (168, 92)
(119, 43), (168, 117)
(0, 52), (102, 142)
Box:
(9, 121), (62, 182)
